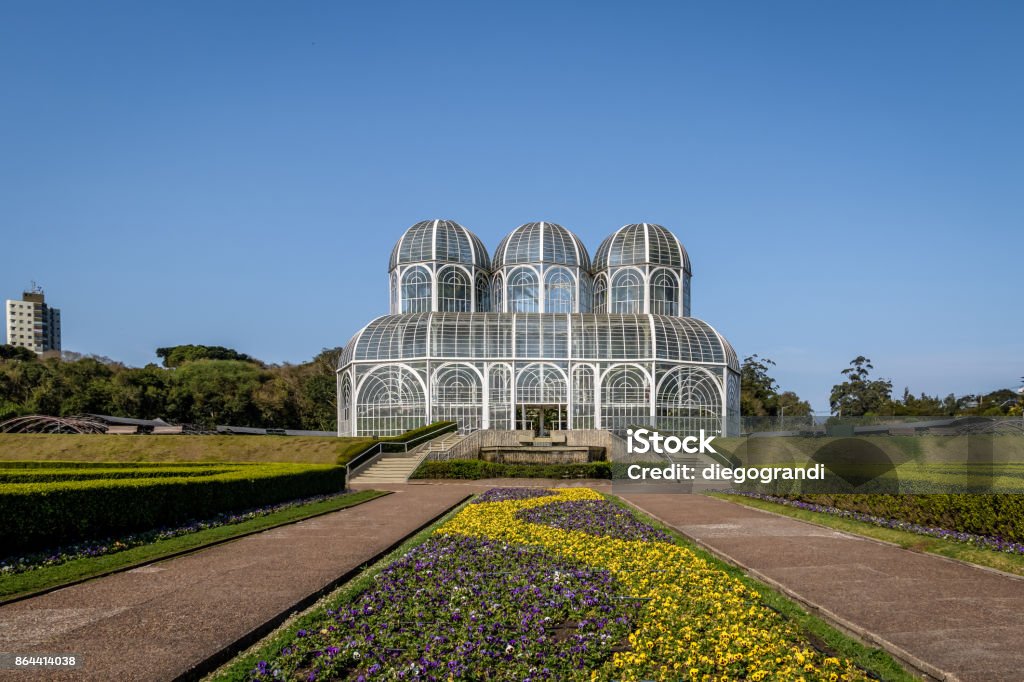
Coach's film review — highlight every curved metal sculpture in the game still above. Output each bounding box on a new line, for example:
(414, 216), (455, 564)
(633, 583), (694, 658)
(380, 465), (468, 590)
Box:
(0, 415), (108, 434)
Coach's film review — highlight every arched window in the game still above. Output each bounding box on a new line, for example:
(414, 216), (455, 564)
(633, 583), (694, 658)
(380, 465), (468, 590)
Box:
(593, 274), (608, 313)
(655, 367), (722, 436)
(475, 274), (490, 312)
(544, 267), (575, 313)
(649, 269), (678, 316)
(683, 275), (692, 317)
(340, 374), (352, 434)
(432, 364), (482, 432)
(389, 273), (398, 314)
(401, 266), (432, 313)
(488, 364), (512, 430)
(438, 266), (471, 312)
(492, 274), (504, 313)
(489, 272), (501, 311)
(356, 365), (426, 436)
(578, 274), (593, 313)
(516, 363), (568, 404)
(571, 365), (595, 428)
(507, 267), (539, 313)
(601, 364), (650, 432)
(610, 269), (643, 314)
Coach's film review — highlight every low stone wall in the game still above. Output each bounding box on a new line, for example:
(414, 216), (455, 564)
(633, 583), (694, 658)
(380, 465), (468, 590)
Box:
(479, 446), (603, 464)
(550, 430), (629, 461)
(427, 429), (629, 462)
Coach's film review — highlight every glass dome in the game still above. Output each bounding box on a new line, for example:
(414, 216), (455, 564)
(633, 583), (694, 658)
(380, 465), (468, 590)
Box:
(338, 312), (739, 436)
(593, 223), (691, 274)
(389, 219), (490, 272)
(339, 312), (738, 371)
(493, 222), (591, 271)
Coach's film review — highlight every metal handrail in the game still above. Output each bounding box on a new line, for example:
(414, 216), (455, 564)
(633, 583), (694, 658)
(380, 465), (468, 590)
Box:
(344, 422), (458, 485)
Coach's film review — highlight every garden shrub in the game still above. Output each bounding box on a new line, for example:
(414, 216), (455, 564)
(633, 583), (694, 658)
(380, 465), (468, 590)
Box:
(787, 493), (1024, 542)
(410, 459), (612, 480)
(0, 463), (346, 552)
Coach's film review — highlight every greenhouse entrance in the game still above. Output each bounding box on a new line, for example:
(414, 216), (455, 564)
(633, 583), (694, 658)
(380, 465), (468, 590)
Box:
(516, 404), (566, 436)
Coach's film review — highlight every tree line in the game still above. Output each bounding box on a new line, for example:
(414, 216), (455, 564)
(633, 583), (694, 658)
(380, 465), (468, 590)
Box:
(0, 344), (339, 431)
(743, 353), (1022, 418)
(1, 344), (1019, 428)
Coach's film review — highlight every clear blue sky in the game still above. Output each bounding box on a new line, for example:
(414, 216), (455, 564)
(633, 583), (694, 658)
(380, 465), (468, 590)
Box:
(2, 1), (1021, 412)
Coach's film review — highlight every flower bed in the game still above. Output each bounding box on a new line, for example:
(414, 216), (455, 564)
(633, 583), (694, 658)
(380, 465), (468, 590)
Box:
(249, 489), (867, 681)
(516, 499), (674, 543)
(731, 491), (1024, 556)
(470, 487), (558, 504)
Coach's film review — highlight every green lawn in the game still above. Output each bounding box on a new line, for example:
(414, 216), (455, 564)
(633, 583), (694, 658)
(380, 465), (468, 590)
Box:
(711, 492), (1024, 578)
(0, 421), (454, 466)
(0, 433), (362, 464)
(0, 489), (387, 603)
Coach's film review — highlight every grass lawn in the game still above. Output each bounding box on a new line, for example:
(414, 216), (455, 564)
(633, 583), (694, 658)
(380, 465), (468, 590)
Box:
(711, 492), (1024, 578)
(0, 433), (367, 464)
(0, 489), (387, 603)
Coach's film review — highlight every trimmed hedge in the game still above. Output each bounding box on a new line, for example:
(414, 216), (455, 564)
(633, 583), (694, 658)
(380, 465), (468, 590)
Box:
(0, 463), (346, 553)
(0, 460), (232, 469)
(411, 459), (612, 480)
(787, 493), (1024, 543)
(0, 467), (235, 483)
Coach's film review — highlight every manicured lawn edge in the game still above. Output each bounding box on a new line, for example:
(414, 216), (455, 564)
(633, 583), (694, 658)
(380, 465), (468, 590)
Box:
(0, 490), (389, 605)
(711, 491), (1024, 579)
(607, 494), (918, 682)
(203, 495), (475, 682)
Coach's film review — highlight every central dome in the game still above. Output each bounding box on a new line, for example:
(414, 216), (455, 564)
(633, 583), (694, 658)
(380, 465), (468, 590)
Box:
(493, 222), (591, 270)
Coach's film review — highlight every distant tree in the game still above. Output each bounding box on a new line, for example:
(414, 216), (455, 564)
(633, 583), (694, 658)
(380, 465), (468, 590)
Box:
(740, 355), (778, 416)
(0, 344), (337, 430)
(298, 347), (341, 431)
(0, 344), (36, 361)
(829, 356), (893, 416)
(740, 355), (811, 417)
(165, 359), (266, 427)
(156, 345), (259, 368)
(775, 391), (812, 417)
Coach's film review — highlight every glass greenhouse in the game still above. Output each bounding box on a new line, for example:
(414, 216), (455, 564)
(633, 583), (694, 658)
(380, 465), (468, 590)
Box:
(338, 220), (740, 437)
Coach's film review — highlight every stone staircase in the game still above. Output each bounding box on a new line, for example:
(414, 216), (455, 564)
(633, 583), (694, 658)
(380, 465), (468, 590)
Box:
(349, 432), (464, 485)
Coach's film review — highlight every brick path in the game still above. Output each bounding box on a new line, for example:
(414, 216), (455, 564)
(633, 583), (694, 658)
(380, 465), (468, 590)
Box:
(0, 487), (468, 681)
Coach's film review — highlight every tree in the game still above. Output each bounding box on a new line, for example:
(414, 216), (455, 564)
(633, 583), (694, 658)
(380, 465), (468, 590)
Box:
(829, 356), (893, 416)
(155, 345), (259, 368)
(165, 360), (266, 427)
(740, 355), (778, 416)
(0, 344), (36, 361)
(739, 355), (811, 418)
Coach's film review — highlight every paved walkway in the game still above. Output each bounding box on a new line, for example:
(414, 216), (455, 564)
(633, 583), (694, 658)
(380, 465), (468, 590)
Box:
(0, 487), (469, 681)
(620, 493), (1024, 682)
